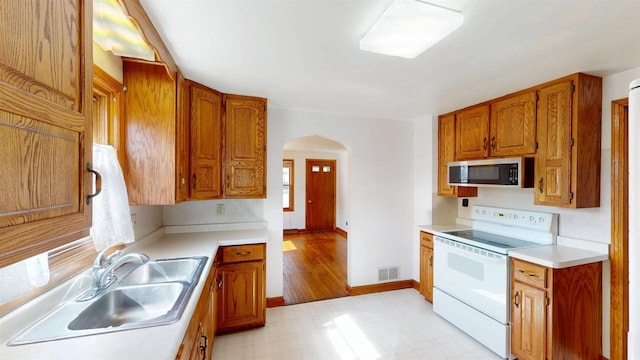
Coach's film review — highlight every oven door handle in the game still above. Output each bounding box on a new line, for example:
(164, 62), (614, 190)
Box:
(435, 240), (506, 264)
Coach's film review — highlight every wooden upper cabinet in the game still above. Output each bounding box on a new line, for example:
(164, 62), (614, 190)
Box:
(0, 0), (93, 267)
(455, 105), (490, 160)
(189, 82), (223, 200)
(223, 94), (267, 198)
(490, 91), (537, 157)
(438, 114), (477, 197)
(122, 61), (188, 205)
(535, 74), (602, 208)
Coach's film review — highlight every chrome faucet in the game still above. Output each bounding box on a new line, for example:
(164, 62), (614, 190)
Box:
(94, 252), (150, 290)
(78, 245), (150, 301)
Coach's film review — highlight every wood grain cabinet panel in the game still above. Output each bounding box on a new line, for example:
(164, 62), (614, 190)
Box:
(510, 258), (602, 360)
(223, 94), (267, 198)
(0, 0), (93, 267)
(419, 231), (434, 302)
(438, 114), (478, 197)
(216, 243), (266, 333)
(122, 61), (189, 205)
(455, 105), (490, 160)
(189, 82), (223, 200)
(535, 74), (602, 208)
(490, 91), (537, 157)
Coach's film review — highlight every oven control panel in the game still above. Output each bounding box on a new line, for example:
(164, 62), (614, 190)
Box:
(472, 205), (557, 232)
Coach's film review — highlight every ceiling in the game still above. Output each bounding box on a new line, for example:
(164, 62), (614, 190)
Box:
(140, 0), (640, 121)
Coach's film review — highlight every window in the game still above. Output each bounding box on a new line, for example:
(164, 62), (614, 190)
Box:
(283, 159), (294, 211)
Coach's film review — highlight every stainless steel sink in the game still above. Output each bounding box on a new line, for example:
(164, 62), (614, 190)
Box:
(119, 257), (205, 286)
(68, 283), (186, 330)
(8, 256), (208, 346)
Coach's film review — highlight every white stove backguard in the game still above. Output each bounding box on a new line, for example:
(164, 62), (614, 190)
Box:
(470, 205), (558, 245)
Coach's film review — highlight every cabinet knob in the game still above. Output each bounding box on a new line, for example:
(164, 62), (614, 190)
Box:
(490, 136), (496, 150)
(514, 291), (520, 308)
(482, 137), (488, 150)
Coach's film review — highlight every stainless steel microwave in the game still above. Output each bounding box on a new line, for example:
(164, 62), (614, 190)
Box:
(448, 157), (523, 187)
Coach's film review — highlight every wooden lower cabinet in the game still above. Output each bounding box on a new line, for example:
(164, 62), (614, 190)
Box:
(216, 244), (266, 334)
(177, 264), (216, 360)
(419, 231), (434, 302)
(510, 258), (602, 360)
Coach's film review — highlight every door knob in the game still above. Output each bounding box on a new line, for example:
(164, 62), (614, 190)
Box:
(307, 200), (312, 204)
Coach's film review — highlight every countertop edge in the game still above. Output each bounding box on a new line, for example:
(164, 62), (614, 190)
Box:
(509, 245), (609, 269)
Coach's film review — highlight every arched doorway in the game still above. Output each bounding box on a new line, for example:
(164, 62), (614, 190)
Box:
(281, 135), (349, 304)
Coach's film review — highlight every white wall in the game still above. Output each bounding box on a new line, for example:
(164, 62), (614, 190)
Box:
(282, 149), (348, 231)
(266, 107), (415, 296)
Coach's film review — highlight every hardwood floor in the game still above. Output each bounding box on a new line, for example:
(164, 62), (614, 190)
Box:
(283, 231), (347, 305)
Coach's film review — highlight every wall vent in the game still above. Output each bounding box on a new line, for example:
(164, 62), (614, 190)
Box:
(378, 266), (399, 282)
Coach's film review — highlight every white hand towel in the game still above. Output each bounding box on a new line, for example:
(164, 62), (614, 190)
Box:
(90, 144), (135, 251)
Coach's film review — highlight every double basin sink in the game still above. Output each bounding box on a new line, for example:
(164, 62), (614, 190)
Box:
(8, 256), (208, 345)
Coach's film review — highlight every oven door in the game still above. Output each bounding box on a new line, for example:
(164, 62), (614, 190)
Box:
(433, 236), (509, 324)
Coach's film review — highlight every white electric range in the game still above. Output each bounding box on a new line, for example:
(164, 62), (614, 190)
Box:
(432, 205), (558, 359)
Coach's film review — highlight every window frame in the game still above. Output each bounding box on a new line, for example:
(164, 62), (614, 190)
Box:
(283, 159), (294, 212)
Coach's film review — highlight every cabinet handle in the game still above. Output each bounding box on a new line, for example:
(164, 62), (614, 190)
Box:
(482, 137), (488, 150)
(226, 174), (230, 189)
(490, 136), (496, 150)
(216, 275), (223, 289)
(538, 177), (544, 194)
(429, 255), (433, 267)
(199, 334), (208, 359)
(514, 291), (520, 308)
(179, 173), (185, 190)
(86, 162), (102, 205)
(235, 250), (253, 256)
(518, 269), (540, 279)
(192, 174), (197, 189)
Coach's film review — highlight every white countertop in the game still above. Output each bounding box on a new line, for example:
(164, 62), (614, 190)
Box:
(508, 245), (609, 269)
(0, 227), (268, 360)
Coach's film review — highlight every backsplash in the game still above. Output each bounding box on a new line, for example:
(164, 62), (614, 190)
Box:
(163, 199), (265, 226)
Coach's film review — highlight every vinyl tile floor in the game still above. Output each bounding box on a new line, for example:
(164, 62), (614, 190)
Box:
(212, 289), (501, 359)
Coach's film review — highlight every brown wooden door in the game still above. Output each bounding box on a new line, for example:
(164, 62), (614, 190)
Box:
(490, 91), (537, 157)
(223, 94), (267, 198)
(512, 281), (547, 360)
(455, 105), (490, 160)
(438, 114), (457, 196)
(216, 261), (265, 331)
(305, 159), (336, 232)
(0, 0), (93, 267)
(535, 81), (573, 207)
(190, 82), (223, 200)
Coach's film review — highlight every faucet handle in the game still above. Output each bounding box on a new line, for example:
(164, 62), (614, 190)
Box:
(94, 244), (123, 268)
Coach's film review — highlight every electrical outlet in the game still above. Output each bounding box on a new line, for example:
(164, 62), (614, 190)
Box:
(216, 203), (225, 215)
(131, 213), (137, 225)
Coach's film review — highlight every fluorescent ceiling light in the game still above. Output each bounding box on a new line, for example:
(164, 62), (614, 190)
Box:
(93, 0), (155, 61)
(360, 0), (463, 59)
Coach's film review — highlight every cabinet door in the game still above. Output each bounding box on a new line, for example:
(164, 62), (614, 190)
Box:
(438, 114), (477, 197)
(189, 83), (223, 200)
(175, 72), (190, 202)
(490, 91), (537, 157)
(422, 246), (434, 302)
(535, 81), (573, 207)
(223, 94), (267, 198)
(455, 105), (490, 160)
(0, 0), (92, 267)
(217, 261), (265, 332)
(123, 61), (179, 205)
(511, 281), (547, 360)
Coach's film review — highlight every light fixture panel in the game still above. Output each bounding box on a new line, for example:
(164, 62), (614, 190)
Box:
(360, 0), (463, 59)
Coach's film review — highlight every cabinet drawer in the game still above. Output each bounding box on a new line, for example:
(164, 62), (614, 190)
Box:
(513, 259), (547, 288)
(420, 231), (434, 249)
(222, 244), (264, 263)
